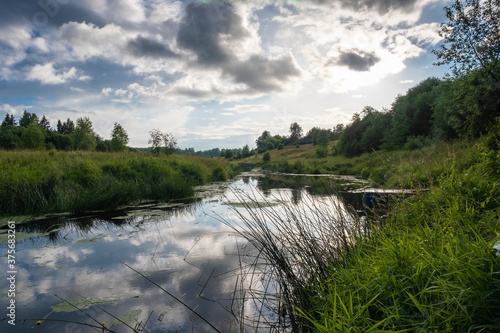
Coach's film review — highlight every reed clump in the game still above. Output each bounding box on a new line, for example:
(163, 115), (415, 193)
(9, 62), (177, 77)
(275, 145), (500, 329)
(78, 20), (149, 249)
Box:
(221, 186), (371, 331)
(0, 150), (234, 216)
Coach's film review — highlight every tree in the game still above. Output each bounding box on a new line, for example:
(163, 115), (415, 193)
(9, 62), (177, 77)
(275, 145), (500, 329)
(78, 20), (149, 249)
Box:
(289, 122), (303, 141)
(256, 130), (271, 152)
(39, 115), (51, 131)
(21, 123), (45, 150)
(433, 0), (500, 82)
(110, 122), (129, 151)
(19, 110), (39, 127)
(57, 118), (75, 135)
(1, 114), (17, 127)
(71, 117), (97, 151)
(149, 129), (178, 155)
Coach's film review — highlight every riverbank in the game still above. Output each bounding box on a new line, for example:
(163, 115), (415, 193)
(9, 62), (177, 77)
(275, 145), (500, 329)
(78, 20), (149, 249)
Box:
(297, 139), (500, 331)
(238, 140), (479, 188)
(0, 150), (234, 216)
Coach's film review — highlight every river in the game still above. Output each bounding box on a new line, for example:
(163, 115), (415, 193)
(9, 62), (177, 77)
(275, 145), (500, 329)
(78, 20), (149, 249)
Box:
(0, 171), (370, 332)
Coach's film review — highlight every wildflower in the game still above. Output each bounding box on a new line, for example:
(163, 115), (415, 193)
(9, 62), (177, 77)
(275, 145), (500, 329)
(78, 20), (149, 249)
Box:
(101, 322), (106, 326)
(36, 321), (41, 325)
(494, 243), (500, 257)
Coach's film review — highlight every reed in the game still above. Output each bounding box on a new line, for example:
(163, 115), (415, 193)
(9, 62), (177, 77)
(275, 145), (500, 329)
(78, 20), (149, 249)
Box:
(0, 150), (233, 216)
(219, 185), (371, 331)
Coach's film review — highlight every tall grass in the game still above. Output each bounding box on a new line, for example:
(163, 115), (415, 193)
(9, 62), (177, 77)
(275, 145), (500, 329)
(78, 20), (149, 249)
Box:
(259, 140), (479, 188)
(220, 187), (370, 331)
(301, 140), (500, 332)
(0, 150), (234, 216)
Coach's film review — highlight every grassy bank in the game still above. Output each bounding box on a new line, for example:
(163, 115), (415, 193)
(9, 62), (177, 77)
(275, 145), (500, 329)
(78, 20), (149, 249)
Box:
(0, 150), (234, 216)
(239, 140), (480, 188)
(231, 138), (500, 332)
(297, 140), (500, 331)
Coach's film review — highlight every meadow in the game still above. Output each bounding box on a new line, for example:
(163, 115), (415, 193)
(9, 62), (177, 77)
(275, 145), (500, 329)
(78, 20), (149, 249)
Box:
(0, 150), (234, 216)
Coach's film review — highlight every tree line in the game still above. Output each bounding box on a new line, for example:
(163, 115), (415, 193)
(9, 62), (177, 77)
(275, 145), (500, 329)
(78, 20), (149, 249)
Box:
(0, 111), (130, 152)
(0, 111), (181, 155)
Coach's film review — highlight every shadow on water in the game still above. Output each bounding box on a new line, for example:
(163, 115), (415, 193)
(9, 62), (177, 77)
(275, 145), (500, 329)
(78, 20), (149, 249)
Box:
(0, 172), (375, 332)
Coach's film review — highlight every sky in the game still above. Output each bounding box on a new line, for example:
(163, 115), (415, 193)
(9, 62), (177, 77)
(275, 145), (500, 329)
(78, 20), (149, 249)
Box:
(0, 0), (452, 150)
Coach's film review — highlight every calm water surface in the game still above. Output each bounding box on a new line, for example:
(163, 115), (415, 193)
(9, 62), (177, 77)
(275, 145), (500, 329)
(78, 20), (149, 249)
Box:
(0, 172), (369, 332)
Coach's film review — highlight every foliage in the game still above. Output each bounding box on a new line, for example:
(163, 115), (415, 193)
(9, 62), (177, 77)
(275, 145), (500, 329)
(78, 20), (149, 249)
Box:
(57, 118), (75, 135)
(1, 113), (17, 127)
(71, 117), (97, 151)
(433, 0), (500, 82)
(18, 110), (39, 127)
(110, 122), (129, 151)
(302, 142), (500, 332)
(289, 122), (303, 141)
(148, 129), (178, 156)
(337, 106), (391, 157)
(21, 123), (45, 150)
(263, 151), (271, 162)
(0, 151), (233, 216)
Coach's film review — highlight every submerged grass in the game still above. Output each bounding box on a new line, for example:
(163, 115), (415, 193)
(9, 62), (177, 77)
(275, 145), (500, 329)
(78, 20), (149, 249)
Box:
(0, 150), (234, 216)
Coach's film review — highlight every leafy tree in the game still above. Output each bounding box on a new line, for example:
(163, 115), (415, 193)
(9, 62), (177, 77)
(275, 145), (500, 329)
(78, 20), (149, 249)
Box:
(256, 130), (271, 152)
(21, 123), (45, 150)
(1, 114), (17, 127)
(381, 78), (441, 150)
(163, 132), (178, 156)
(433, 0), (500, 82)
(45, 131), (71, 150)
(71, 117), (97, 151)
(338, 106), (391, 157)
(149, 129), (164, 155)
(242, 144), (251, 157)
(19, 110), (39, 127)
(57, 118), (75, 135)
(110, 122), (129, 151)
(148, 129), (178, 155)
(263, 151), (271, 162)
(0, 126), (22, 149)
(289, 122), (303, 141)
(39, 115), (51, 131)
(332, 124), (344, 140)
(317, 129), (331, 147)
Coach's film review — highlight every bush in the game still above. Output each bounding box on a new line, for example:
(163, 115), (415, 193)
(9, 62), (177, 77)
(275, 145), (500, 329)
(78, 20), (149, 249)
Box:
(211, 166), (228, 181)
(263, 151), (271, 162)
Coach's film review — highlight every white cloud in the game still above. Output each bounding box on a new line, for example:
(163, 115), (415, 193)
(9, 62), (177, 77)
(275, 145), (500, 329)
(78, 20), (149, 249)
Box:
(26, 63), (80, 85)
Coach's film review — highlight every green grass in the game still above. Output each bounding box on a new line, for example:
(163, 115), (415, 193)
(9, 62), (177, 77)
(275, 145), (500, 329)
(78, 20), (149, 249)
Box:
(240, 140), (480, 188)
(300, 140), (500, 332)
(0, 150), (234, 216)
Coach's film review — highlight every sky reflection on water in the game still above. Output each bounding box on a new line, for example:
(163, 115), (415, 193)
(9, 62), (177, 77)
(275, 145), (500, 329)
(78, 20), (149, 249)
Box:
(0, 174), (367, 332)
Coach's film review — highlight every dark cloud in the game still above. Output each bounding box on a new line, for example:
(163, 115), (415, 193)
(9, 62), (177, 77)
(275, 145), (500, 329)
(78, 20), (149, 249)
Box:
(176, 1), (249, 66)
(336, 51), (380, 71)
(0, 0), (105, 29)
(175, 2), (301, 95)
(226, 54), (301, 92)
(310, 0), (418, 14)
(127, 36), (178, 59)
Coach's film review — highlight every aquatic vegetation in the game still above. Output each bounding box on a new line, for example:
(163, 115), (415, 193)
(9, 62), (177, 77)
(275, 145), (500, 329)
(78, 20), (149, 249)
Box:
(0, 150), (234, 216)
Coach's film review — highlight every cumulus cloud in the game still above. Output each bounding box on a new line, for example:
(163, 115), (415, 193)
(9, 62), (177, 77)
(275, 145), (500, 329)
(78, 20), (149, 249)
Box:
(335, 50), (381, 71)
(174, 1), (302, 96)
(127, 36), (178, 59)
(26, 63), (83, 85)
